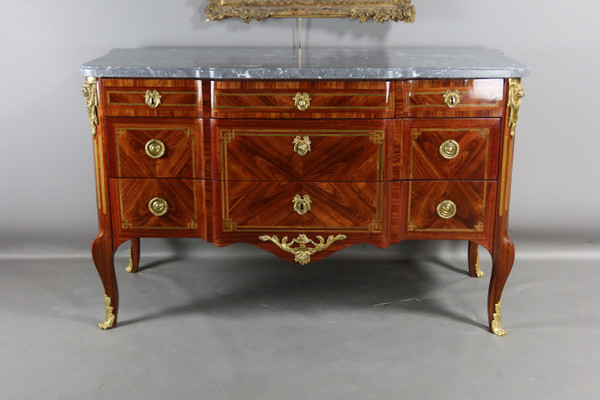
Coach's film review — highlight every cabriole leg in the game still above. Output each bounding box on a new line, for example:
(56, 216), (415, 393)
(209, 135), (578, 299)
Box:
(125, 238), (140, 273)
(487, 234), (514, 336)
(468, 241), (485, 278)
(92, 232), (118, 330)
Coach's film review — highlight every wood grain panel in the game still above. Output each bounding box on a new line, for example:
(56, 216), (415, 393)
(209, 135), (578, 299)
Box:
(405, 181), (496, 247)
(403, 118), (501, 180)
(218, 181), (383, 232)
(398, 79), (504, 118)
(100, 78), (202, 117)
(110, 178), (204, 238)
(212, 80), (395, 119)
(105, 118), (203, 179)
(213, 119), (390, 182)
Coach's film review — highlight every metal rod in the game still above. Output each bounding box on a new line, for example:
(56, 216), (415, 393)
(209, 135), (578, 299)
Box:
(298, 17), (302, 68)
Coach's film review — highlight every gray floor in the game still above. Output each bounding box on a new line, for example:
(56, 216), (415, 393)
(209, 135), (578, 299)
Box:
(1, 242), (599, 400)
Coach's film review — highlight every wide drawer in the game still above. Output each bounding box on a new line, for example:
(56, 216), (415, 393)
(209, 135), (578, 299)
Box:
(403, 119), (501, 180)
(105, 118), (202, 179)
(110, 178), (202, 235)
(211, 81), (395, 119)
(398, 79), (504, 118)
(406, 181), (496, 238)
(100, 79), (203, 117)
(214, 120), (389, 182)
(217, 181), (385, 234)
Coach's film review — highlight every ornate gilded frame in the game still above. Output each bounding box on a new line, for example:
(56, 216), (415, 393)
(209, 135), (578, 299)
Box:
(205, 0), (416, 23)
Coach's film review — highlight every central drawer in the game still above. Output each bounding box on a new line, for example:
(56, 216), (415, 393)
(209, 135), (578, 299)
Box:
(213, 120), (390, 182)
(211, 81), (395, 119)
(217, 181), (385, 234)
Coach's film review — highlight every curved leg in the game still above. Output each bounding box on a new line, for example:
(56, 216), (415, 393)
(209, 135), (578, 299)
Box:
(487, 233), (514, 336)
(125, 238), (140, 273)
(468, 241), (485, 278)
(92, 232), (118, 329)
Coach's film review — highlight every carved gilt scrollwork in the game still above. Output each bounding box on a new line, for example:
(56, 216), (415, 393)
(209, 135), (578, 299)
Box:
(259, 234), (347, 265)
(99, 294), (116, 330)
(508, 78), (524, 138)
(205, 0), (416, 24)
(82, 77), (99, 136)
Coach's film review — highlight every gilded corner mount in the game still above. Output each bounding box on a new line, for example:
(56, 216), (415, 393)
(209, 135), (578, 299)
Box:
(82, 77), (98, 136)
(205, 0), (416, 24)
(508, 78), (524, 138)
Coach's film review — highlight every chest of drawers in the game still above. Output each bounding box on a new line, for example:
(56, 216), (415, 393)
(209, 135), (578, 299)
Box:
(81, 48), (529, 335)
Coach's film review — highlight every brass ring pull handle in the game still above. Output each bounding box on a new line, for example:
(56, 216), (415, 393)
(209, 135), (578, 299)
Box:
(293, 194), (311, 215)
(443, 89), (461, 108)
(293, 136), (311, 156)
(145, 139), (166, 159)
(436, 200), (457, 219)
(148, 197), (168, 217)
(439, 139), (459, 160)
(293, 92), (311, 111)
(145, 89), (162, 108)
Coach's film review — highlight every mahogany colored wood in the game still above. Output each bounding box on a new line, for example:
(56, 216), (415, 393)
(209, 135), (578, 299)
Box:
(467, 241), (479, 278)
(100, 78), (203, 118)
(105, 118), (203, 179)
(405, 181), (496, 250)
(128, 238), (140, 274)
(212, 119), (392, 182)
(402, 118), (501, 180)
(398, 79), (504, 118)
(87, 76), (520, 334)
(212, 80), (395, 119)
(109, 178), (205, 239)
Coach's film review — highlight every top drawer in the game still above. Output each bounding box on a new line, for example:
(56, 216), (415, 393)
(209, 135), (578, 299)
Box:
(100, 79), (203, 117)
(211, 81), (395, 119)
(398, 79), (505, 118)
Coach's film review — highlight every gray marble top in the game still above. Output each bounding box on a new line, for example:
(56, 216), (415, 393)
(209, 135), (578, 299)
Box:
(80, 47), (530, 79)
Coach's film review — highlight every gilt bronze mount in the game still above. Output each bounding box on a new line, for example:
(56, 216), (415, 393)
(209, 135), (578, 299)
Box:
(205, 0), (415, 23)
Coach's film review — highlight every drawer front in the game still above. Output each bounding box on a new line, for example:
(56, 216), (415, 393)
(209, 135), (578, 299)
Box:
(212, 81), (395, 119)
(214, 120), (389, 182)
(406, 181), (496, 238)
(100, 79), (203, 117)
(106, 118), (202, 179)
(110, 178), (201, 235)
(404, 119), (501, 180)
(217, 181), (384, 234)
(398, 79), (504, 118)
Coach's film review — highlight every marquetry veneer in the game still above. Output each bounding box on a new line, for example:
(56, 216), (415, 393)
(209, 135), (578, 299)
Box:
(84, 74), (524, 336)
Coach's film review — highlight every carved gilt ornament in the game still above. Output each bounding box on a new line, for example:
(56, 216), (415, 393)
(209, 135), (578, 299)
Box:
(205, 0), (416, 24)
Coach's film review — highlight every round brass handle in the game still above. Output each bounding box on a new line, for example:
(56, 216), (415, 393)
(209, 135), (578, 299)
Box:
(443, 89), (461, 108)
(439, 139), (459, 160)
(145, 139), (166, 159)
(293, 194), (311, 216)
(437, 200), (457, 219)
(148, 197), (168, 217)
(293, 92), (311, 111)
(293, 136), (311, 156)
(145, 89), (162, 108)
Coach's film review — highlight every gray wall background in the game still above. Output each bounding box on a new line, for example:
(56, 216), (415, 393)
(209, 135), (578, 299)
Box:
(1, 0), (599, 259)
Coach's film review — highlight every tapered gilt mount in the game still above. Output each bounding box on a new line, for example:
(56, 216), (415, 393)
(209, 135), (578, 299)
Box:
(99, 294), (116, 330)
(491, 300), (507, 336)
(259, 234), (347, 265)
(508, 78), (524, 137)
(82, 77), (98, 136)
(204, 0), (416, 24)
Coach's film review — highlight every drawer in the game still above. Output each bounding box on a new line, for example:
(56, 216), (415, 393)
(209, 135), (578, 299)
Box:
(217, 181), (385, 234)
(110, 178), (202, 236)
(398, 79), (504, 118)
(100, 79), (203, 117)
(406, 181), (496, 238)
(211, 81), (395, 119)
(105, 118), (202, 179)
(214, 120), (389, 182)
(403, 119), (501, 180)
